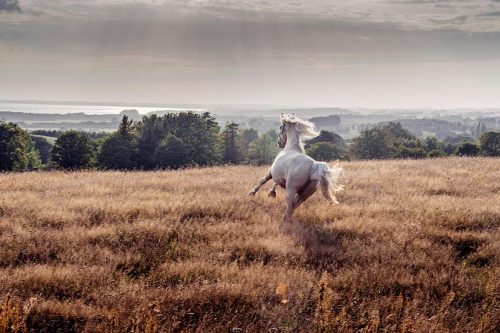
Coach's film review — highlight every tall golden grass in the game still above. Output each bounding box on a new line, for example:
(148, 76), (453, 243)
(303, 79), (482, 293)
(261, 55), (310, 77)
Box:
(0, 157), (498, 332)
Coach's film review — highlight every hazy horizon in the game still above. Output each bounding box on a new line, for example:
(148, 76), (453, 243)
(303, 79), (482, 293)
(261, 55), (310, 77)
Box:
(1, 0), (500, 109)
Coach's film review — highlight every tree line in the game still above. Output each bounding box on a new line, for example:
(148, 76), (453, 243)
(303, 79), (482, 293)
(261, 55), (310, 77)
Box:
(349, 122), (499, 159)
(1, 112), (279, 171)
(1, 113), (499, 172)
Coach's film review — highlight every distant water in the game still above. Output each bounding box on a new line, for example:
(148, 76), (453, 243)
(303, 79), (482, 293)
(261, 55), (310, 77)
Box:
(0, 102), (205, 115)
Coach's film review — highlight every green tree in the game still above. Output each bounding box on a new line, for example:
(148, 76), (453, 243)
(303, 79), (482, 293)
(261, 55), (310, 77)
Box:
(305, 130), (347, 150)
(98, 116), (136, 169)
(241, 128), (258, 162)
(404, 139), (419, 149)
(133, 112), (221, 169)
(248, 133), (279, 165)
(51, 130), (95, 169)
(0, 121), (27, 171)
(221, 122), (243, 164)
(443, 143), (457, 155)
(0, 121), (40, 171)
(31, 136), (53, 164)
(442, 135), (474, 156)
(197, 112), (222, 165)
(98, 134), (135, 170)
(349, 127), (391, 160)
(422, 137), (443, 152)
(395, 146), (427, 159)
(241, 128), (258, 149)
(25, 142), (42, 170)
(134, 114), (164, 168)
(307, 142), (345, 161)
(266, 129), (279, 143)
(118, 115), (134, 138)
(455, 142), (480, 156)
(152, 135), (189, 169)
(349, 123), (416, 160)
(162, 112), (221, 166)
(428, 149), (446, 158)
(479, 132), (500, 157)
(420, 137), (447, 157)
(384, 122), (415, 143)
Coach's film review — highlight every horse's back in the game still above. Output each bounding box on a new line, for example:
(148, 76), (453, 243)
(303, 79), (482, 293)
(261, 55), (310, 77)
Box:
(271, 151), (314, 189)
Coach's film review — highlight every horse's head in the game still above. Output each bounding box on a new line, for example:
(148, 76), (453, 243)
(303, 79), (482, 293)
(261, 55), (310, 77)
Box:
(278, 113), (319, 148)
(277, 123), (286, 148)
(278, 113), (295, 148)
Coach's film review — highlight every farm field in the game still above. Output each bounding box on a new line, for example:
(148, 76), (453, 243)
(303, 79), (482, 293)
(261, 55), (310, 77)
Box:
(0, 158), (499, 332)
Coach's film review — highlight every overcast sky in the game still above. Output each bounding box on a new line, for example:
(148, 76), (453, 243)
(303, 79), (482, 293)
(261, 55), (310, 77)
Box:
(1, 0), (500, 108)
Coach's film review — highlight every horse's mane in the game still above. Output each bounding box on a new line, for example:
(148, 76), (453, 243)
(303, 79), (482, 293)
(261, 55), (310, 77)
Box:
(281, 114), (320, 138)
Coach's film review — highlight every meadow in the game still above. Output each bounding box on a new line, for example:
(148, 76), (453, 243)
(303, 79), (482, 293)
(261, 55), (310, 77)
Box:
(0, 157), (498, 332)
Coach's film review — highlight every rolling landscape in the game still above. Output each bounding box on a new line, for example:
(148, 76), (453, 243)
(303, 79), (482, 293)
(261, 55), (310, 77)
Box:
(1, 158), (498, 332)
(2, 0), (500, 332)
(1, 102), (499, 141)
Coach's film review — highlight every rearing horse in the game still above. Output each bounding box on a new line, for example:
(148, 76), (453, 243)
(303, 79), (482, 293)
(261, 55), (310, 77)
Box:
(249, 114), (343, 222)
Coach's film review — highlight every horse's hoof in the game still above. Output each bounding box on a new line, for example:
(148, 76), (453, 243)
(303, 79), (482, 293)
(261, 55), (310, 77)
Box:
(268, 191), (276, 198)
(248, 191), (256, 196)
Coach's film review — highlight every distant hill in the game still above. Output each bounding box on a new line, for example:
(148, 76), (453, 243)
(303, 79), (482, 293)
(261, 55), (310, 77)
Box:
(0, 111), (117, 122)
(379, 118), (474, 139)
(15, 121), (119, 130)
(310, 115), (342, 129)
(267, 107), (356, 117)
(0, 109), (142, 123)
(0, 110), (143, 131)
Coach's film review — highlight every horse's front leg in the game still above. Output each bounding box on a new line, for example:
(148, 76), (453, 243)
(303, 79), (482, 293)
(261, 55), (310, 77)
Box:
(268, 183), (277, 198)
(249, 169), (272, 196)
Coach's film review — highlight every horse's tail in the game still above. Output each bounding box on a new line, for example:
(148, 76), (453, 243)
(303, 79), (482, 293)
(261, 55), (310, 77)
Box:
(310, 161), (343, 204)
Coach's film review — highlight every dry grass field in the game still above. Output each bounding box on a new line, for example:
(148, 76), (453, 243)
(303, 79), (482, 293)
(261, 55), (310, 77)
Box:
(0, 157), (499, 332)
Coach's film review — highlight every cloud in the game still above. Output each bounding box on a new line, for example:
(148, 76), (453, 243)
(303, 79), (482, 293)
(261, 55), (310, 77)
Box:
(7, 1), (500, 32)
(479, 11), (500, 16)
(1, 1), (500, 65)
(0, 0), (499, 107)
(0, 0), (21, 12)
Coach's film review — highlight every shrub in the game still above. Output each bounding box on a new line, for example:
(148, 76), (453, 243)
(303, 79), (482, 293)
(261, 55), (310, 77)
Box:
(307, 142), (346, 161)
(0, 121), (41, 171)
(51, 131), (95, 169)
(455, 142), (480, 156)
(479, 132), (499, 157)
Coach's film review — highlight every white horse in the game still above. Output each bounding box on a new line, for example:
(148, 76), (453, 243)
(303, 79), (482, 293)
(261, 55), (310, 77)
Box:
(249, 114), (343, 222)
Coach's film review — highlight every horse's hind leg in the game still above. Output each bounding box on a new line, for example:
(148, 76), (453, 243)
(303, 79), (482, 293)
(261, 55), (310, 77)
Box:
(249, 169), (272, 196)
(268, 183), (277, 198)
(283, 181), (318, 222)
(283, 188), (298, 223)
(295, 180), (318, 208)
